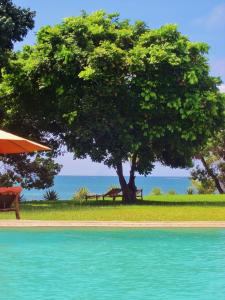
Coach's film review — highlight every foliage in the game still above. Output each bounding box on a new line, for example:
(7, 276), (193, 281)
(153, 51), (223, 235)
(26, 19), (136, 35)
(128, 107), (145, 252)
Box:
(0, 0), (35, 68)
(167, 189), (176, 195)
(187, 187), (194, 195)
(0, 11), (224, 202)
(191, 130), (225, 194)
(151, 187), (162, 195)
(0, 1), (60, 189)
(43, 189), (59, 201)
(72, 187), (90, 202)
(0, 154), (61, 189)
(0, 172), (14, 186)
(191, 179), (215, 194)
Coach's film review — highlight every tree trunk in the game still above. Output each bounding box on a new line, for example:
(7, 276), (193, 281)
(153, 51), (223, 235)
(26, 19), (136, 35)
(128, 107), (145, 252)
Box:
(116, 155), (137, 204)
(200, 155), (224, 194)
(128, 154), (137, 192)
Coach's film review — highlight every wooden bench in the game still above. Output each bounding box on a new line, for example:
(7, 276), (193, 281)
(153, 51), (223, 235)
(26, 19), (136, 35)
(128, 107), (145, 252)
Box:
(0, 186), (22, 219)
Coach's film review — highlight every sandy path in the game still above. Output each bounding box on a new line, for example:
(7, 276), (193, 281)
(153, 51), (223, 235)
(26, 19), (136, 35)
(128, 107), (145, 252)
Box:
(0, 220), (225, 228)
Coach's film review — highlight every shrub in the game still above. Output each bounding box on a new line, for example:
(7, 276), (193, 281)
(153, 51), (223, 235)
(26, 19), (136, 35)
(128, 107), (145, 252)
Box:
(187, 187), (194, 195)
(72, 187), (90, 202)
(191, 180), (215, 194)
(43, 189), (59, 201)
(151, 187), (162, 195)
(167, 190), (176, 195)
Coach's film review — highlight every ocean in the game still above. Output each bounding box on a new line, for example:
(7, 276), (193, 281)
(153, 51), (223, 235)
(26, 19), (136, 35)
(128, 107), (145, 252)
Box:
(23, 176), (191, 200)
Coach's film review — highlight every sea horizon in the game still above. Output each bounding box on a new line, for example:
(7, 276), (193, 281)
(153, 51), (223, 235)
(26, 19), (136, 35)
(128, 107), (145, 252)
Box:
(23, 175), (191, 201)
(56, 175), (190, 177)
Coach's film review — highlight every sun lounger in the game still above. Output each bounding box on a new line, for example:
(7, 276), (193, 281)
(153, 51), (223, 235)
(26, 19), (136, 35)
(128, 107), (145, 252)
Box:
(85, 188), (122, 201)
(85, 188), (143, 201)
(0, 186), (22, 219)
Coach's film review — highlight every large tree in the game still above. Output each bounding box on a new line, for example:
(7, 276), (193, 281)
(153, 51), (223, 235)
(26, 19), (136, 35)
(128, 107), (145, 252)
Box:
(0, 0), (61, 190)
(0, 11), (224, 202)
(0, 0), (35, 68)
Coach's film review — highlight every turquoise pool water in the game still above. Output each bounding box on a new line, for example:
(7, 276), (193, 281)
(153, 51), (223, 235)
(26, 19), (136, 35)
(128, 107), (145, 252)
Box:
(0, 229), (225, 300)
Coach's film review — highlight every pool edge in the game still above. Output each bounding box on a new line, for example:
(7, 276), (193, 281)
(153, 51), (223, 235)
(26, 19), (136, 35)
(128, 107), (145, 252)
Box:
(0, 220), (225, 228)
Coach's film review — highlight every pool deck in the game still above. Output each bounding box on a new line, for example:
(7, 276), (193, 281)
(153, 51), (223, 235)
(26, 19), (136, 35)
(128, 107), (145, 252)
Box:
(1, 220), (225, 228)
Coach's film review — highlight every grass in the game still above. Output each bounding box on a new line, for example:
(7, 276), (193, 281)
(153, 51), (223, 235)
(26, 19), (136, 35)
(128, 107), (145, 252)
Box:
(1, 194), (225, 221)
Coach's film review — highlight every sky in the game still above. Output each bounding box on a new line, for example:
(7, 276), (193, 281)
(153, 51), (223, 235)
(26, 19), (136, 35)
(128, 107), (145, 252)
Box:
(13, 0), (225, 176)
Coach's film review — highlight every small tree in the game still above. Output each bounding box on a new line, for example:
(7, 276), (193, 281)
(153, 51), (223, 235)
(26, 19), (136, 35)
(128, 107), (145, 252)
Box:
(1, 11), (224, 202)
(0, 153), (61, 189)
(191, 179), (216, 194)
(191, 130), (225, 194)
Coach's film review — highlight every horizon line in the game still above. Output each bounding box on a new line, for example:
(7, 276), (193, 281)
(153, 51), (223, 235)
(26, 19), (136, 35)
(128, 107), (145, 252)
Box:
(57, 174), (189, 177)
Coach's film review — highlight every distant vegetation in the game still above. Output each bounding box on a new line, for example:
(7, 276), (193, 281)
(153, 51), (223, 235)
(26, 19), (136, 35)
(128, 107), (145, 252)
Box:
(43, 189), (59, 201)
(72, 187), (90, 202)
(151, 187), (163, 195)
(167, 190), (176, 195)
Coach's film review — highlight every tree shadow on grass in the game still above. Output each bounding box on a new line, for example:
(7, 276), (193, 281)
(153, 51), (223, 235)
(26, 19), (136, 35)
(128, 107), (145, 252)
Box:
(139, 200), (225, 207)
(83, 199), (225, 207)
(22, 199), (225, 209)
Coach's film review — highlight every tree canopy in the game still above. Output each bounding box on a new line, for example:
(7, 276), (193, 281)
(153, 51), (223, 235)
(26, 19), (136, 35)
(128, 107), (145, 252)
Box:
(0, 11), (224, 201)
(191, 130), (225, 194)
(0, 0), (61, 190)
(0, 0), (35, 68)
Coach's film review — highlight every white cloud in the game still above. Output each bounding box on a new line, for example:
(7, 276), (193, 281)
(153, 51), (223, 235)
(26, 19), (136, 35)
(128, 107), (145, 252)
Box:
(195, 3), (225, 29)
(219, 84), (225, 92)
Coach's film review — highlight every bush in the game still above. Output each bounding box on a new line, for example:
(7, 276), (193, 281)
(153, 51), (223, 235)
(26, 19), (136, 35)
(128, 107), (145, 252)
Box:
(187, 187), (194, 195)
(43, 189), (59, 201)
(151, 187), (162, 195)
(167, 189), (176, 195)
(72, 187), (90, 202)
(191, 180), (215, 194)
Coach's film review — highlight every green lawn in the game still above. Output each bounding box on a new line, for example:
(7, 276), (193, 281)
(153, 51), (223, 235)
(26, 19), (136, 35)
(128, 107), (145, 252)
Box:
(1, 194), (225, 221)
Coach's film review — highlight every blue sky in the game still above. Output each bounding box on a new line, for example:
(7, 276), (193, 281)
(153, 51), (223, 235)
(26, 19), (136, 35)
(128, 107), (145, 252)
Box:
(14, 0), (225, 176)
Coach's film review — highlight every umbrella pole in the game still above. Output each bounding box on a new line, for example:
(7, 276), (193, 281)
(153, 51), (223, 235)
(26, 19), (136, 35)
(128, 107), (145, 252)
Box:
(15, 194), (20, 220)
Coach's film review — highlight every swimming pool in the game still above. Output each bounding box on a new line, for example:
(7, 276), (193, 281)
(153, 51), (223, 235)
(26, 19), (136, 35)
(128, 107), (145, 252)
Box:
(0, 229), (225, 299)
